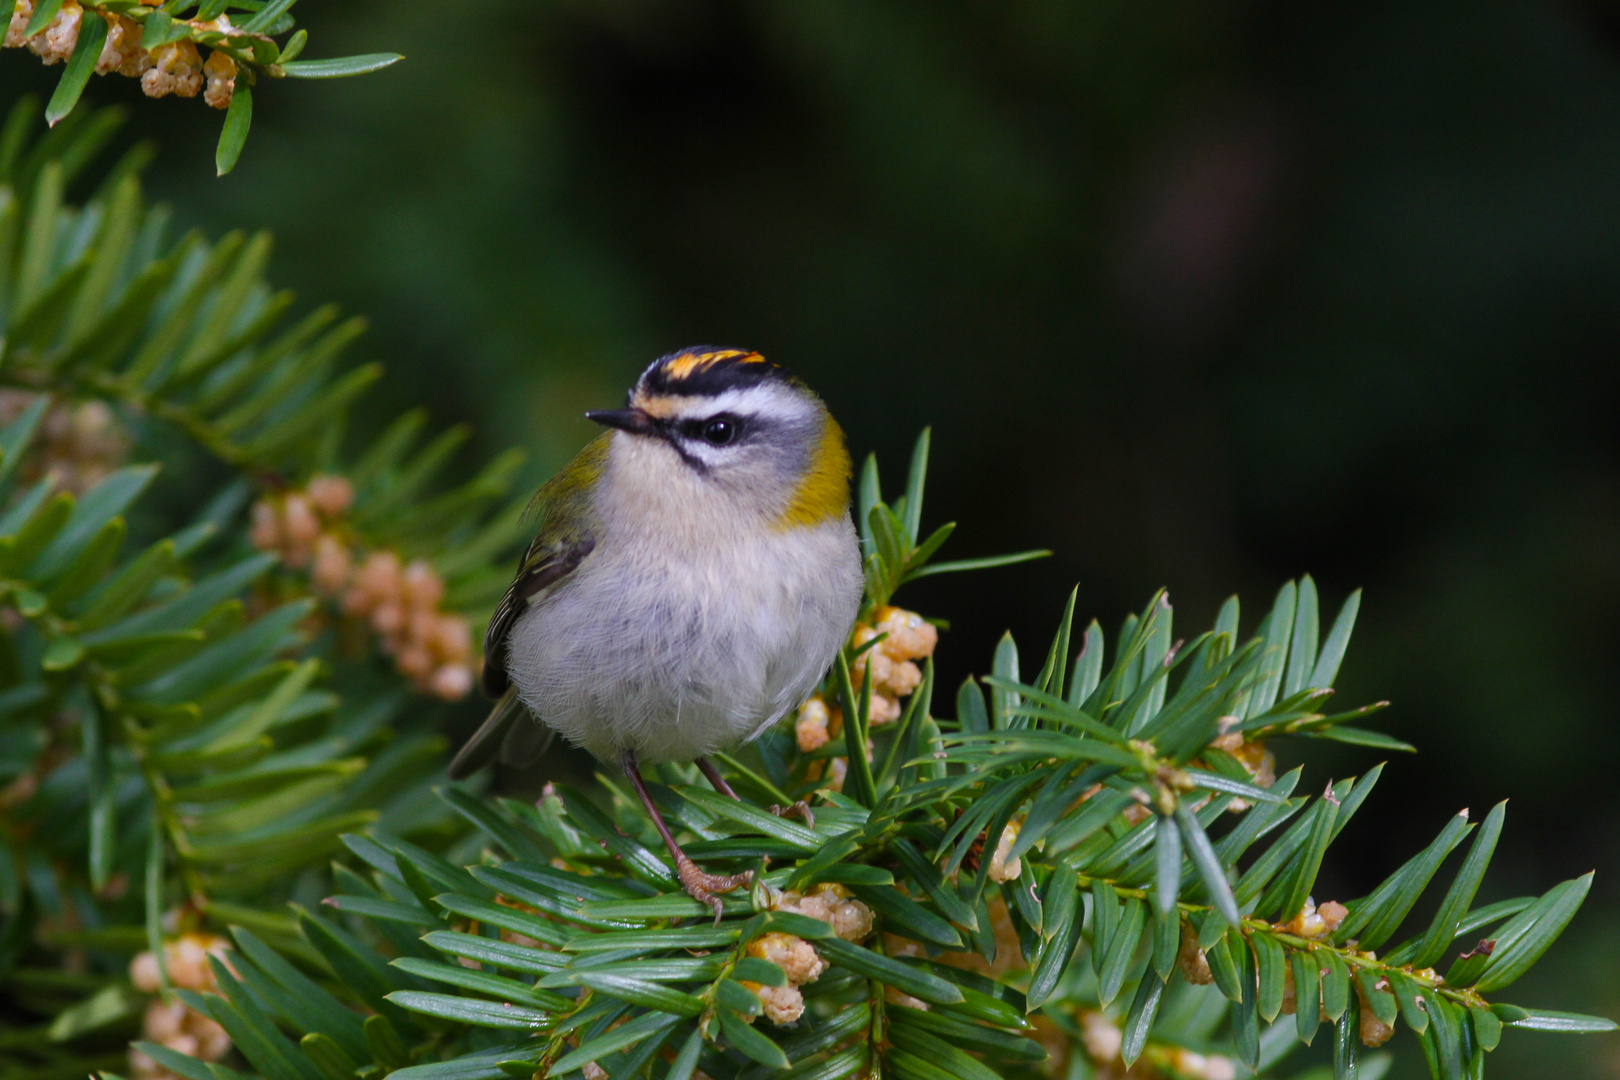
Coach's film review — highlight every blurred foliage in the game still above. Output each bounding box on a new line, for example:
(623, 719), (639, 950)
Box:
(0, 95), (532, 1075)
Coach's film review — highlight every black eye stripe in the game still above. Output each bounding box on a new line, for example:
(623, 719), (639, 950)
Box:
(678, 414), (745, 446)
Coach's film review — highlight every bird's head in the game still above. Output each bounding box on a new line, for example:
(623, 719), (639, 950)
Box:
(587, 347), (850, 527)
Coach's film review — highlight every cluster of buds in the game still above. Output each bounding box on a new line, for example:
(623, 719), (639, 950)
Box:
(1209, 723), (1277, 811)
(1353, 976), (1397, 1047)
(127, 934), (234, 1080)
(794, 695), (835, 754)
(4, 0), (78, 62)
(739, 884), (874, 1024)
(771, 882), (874, 941)
(249, 476), (354, 567)
(2, 1), (239, 107)
(1156, 1045), (1239, 1080)
(743, 932), (826, 1024)
(1177, 901), (1394, 1052)
(341, 551), (473, 699)
(0, 391), (130, 494)
(1276, 945), (1409, 1051)
(1175, 909), (1344, 990)
(1278, 896), (1348, 940)
(1279, 966), (1400, 1050)
(1175, 920), (1217, 986)
(1071, 1009), (1237, 1079)
(249, 477), (474, 700)
(97, 12), (149, 76)
(796, 606), (938, 790)
(851, 606), (938, 724)
(793, 696), (864, 795)
(987, 819), (1023, 883)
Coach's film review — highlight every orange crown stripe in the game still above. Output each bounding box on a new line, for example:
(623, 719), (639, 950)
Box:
(659, 349), (766, 380)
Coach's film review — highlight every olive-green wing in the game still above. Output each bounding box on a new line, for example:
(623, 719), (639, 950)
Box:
(453, 532), (592, 779)
(479, 530), (595, 697)
(454, 436), (608, 780)
(477, 432), (609, 700)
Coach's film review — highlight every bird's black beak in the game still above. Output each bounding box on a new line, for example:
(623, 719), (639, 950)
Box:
(585, 408), (659, 437)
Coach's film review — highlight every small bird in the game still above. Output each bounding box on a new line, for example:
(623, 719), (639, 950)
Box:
(451, 347), (864, 913)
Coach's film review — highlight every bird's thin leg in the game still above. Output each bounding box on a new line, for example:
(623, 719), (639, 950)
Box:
(622, 752), (749, 920)
(695, 756), (740, 800)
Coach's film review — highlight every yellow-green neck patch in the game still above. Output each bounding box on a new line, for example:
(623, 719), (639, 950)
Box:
(775, 413), (851, 530)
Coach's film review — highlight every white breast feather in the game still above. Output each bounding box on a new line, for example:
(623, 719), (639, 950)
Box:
(504, 434), (864, 764)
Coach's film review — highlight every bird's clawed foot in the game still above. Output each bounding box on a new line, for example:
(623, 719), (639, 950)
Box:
(622, 751), (752, 922)
(676, 855), (751, 922)
(769, 800), (815, 829)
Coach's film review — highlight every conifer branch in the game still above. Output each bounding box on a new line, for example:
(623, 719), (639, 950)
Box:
(0, 96), (1610, 1080)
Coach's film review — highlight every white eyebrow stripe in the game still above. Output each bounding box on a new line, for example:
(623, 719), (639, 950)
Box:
(665, 384), (811, 422)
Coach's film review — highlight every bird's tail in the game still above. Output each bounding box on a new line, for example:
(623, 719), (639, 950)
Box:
(448, 688), (553, 779)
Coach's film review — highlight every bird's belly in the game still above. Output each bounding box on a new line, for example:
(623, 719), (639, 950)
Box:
(505, 520), (860, 763)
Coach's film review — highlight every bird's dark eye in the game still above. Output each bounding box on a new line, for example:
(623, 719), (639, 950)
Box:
(701, 418), (737, 445)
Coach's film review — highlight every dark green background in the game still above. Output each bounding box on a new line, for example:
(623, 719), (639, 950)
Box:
(6, 0), (1619, 1073)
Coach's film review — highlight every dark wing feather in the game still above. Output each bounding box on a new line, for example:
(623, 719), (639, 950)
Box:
(457, 432), (609, 778)
(480, 533), (595, 697)
(448, 687), (522, 779)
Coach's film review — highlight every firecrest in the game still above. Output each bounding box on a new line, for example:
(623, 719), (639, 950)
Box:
(450, 347), (864, 912)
